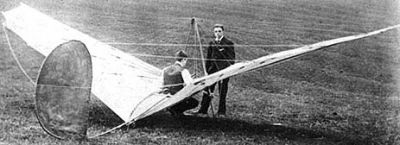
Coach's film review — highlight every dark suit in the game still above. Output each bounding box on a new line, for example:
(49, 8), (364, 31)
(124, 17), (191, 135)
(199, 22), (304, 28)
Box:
(198, 37), (235, 114)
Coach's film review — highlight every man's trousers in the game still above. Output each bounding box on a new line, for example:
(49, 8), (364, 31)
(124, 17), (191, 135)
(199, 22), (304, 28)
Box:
(198, 78), (229, 114)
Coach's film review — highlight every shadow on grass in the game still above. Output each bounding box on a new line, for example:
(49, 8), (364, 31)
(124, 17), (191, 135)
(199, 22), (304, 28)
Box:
(133, 113), (367, 144)
(87, 98), (366, 144)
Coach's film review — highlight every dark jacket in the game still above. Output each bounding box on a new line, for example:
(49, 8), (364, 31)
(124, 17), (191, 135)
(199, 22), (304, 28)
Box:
(162, 63), (184, 95)
(205, 37), (235, 74)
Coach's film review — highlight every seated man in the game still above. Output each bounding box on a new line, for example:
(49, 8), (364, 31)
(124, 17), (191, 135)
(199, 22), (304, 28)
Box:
(162, 50), (198, 116)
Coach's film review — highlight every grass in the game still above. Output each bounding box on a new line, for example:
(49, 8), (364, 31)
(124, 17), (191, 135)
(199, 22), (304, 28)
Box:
(1, 0), (400, 144)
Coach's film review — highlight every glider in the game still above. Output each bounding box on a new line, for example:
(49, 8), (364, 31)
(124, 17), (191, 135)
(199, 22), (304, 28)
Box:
(2, 3), (399, 139)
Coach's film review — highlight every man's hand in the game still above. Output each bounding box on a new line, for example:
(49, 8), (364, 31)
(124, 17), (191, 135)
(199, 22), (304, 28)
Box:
(202, 90), (214, 98)
(202, 90), (209, 95)
(209, 92), (214, 98)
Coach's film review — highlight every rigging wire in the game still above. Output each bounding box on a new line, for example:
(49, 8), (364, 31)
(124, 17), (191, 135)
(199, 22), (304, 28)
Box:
(105, 14), (376, 48)
(2, 25), (35, 85)
(1, 25), (195, 90)
(106, 42), (303, 48)
(228, 24), (360, 38)
(184, 15), (376, 32)
(197, 24), (274, 61)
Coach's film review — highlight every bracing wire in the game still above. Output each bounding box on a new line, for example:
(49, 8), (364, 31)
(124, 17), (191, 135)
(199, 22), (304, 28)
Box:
(106, 42), (302, 48)
(2, 25), (35, 85)
(2, 25), (193, 91)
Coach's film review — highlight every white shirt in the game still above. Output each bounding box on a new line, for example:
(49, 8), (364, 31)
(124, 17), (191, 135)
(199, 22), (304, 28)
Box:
(181, 69), (193, 84)
(215, 36), (224, 42)
(175, 61), (193, 84)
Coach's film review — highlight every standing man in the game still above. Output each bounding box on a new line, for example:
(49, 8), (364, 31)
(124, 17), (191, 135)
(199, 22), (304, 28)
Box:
(197, 24), (235, 116)
(162, 50), (198, 116)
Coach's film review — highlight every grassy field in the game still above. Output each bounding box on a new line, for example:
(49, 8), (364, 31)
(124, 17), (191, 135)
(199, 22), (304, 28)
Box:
(1, 0), (400, 144)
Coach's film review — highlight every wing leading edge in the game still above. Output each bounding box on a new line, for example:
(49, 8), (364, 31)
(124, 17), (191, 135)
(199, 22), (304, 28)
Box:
(129, 24), (400, 121)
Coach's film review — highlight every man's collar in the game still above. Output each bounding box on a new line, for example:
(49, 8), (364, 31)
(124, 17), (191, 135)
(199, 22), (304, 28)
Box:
(215, 36), (224, 42)
(175, 61), (184, 67)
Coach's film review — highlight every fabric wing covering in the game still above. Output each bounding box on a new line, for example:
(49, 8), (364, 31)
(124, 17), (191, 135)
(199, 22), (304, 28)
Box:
(3, 3), (399, 124)
(2, 3), (163, 123)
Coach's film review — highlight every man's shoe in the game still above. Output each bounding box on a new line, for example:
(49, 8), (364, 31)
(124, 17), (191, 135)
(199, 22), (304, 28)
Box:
(196, 113), (208, 118)
(183, 111), (196, 116)
(185, 111), (208, 117)
(217, 112), (227, 118)
(167, 108), (184, 117)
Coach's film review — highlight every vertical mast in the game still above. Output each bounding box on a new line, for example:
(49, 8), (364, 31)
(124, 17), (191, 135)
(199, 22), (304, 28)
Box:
(192, 18), (208, 76)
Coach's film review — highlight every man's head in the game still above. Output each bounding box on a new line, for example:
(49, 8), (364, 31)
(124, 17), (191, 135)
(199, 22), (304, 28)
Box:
(213, 24), (224, 39)
(175, 50), (188, 66)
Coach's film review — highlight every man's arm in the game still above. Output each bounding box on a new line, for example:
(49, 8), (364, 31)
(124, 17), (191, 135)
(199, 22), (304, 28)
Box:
(181, 69), (193, 84)
(222, 40), (235, 65)
(205, 42), (213, 70)
(227, 43), (235, 64)
(160, 68), (165, 86)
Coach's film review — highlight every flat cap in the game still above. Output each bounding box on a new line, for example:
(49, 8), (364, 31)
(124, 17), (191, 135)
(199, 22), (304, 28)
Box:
(175, 50), (188, 60)
(213, 24), (224, 31)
